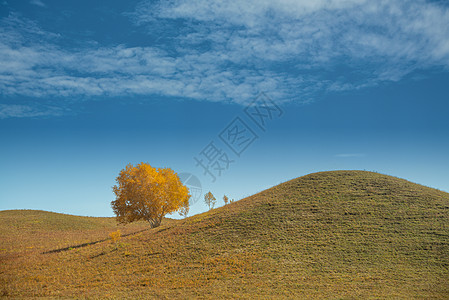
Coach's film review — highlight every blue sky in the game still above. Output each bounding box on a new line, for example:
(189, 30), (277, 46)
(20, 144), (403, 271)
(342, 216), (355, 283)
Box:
(0, 0), (448, 217)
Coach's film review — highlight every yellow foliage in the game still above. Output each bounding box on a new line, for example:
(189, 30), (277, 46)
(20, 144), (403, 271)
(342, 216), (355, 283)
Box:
(111, 162), (191, 228)
(109, 230), (121, 244)
(204, 191), (216, 210)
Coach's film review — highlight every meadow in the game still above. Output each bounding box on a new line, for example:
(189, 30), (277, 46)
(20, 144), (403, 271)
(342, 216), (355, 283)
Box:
(1, 171), (448, 298)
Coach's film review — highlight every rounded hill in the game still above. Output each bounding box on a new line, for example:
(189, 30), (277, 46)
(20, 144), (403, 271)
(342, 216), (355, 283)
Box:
(2, 171), (448, 298)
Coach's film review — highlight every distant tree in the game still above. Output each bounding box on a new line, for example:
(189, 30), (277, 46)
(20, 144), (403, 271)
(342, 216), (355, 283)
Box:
(204, 191), (216, 210)
(111, 162), (190, 228)
(230, 198), (235, 203)
(223, 195), (229, 205)
(178, 202), (189, 218)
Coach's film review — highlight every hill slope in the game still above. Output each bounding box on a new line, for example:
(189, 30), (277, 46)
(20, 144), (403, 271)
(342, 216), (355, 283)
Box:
(1, 171), (449, 298)
(0, 210), (152, 257)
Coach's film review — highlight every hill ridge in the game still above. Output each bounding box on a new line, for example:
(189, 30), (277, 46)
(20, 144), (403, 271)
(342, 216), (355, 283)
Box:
(1, 170), (448, 298)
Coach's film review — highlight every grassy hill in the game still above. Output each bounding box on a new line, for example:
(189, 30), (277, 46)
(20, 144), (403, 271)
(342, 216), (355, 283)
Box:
(0, 210), (152, 257)
(1, 171), (448, 298)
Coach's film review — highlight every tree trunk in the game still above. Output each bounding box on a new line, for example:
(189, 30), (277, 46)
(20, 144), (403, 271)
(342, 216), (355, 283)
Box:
(148, 218), (161, 228)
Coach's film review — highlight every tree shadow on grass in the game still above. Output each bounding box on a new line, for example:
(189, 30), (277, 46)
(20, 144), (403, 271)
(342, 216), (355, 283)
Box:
(42, 228), (149, 254)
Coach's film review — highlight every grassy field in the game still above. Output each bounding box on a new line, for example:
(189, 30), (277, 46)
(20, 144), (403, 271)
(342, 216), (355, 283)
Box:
(1, 170), (449, 298)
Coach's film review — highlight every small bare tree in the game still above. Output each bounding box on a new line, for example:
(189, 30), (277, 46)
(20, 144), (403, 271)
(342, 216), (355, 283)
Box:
(179, 203), (189, 218)
(223, 195), (229, 205)
(204, 191), (216, 210)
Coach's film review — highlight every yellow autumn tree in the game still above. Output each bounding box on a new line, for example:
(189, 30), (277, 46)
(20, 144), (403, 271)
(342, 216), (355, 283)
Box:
(204, 191), (216, 210)
(111, 163), (191, 228)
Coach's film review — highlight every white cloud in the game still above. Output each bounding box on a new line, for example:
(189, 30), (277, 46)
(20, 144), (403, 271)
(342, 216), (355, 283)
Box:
(30, 0), (45, 7)
(0, 104), (64, 119)
(0, 1), (449, 117)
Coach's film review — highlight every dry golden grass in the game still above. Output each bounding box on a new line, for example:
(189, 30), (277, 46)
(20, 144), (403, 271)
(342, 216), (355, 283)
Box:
(1, 171), (449, 298)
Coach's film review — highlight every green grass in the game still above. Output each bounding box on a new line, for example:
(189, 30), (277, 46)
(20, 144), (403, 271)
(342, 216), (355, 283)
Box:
(1, 209), (118, 231)
(0, 209), (154, 256)
(1, 170), (449, 298)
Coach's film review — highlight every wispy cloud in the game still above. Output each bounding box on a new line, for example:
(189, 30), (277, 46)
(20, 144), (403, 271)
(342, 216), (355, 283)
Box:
(0, 104), (64, 119)
(334, 153), (366, 158)
(0, 1), (449, 117)
(29, 0), (45, 7)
